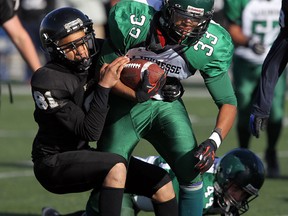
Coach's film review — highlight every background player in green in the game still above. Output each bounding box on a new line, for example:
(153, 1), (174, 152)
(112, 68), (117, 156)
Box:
(223, 0), (286, 178)
(95, 0), (237, 215)
(44, 148), (265, 216)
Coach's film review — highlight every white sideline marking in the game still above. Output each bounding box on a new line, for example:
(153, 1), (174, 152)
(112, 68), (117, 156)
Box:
(0, 170), (33, 179)
(1, 151), (288, 179)
(0, 130), (35, 138)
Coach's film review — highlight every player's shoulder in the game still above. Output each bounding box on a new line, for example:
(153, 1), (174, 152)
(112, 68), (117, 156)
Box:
(185, 21), (234, 72)
(205, 21), (233, 45)
(31, 63), (78, 92)
(108, 0), (161, 52)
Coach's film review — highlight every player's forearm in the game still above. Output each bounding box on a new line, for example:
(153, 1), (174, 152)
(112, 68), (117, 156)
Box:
(227, 23), (249, 46)
(112, 80), (137, 101)
(4, 16), (41, 72)
(214, 104), (237, 140)
(17, 32), (42, 72)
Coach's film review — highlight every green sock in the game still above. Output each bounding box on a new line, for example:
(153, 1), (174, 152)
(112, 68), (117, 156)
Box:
(179, 186), (203, 216)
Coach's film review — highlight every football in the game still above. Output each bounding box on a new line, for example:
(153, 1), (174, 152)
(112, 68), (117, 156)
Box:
(121, 59), (166, 90)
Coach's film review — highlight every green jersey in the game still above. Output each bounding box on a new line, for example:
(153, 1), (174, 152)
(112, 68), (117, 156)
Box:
(100, 0), (236, 106)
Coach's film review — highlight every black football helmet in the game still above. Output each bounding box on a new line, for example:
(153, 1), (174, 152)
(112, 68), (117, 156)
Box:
(39, 7), (97, 71)
(214, 148), (265, 215)
(160, 0), (214, 45)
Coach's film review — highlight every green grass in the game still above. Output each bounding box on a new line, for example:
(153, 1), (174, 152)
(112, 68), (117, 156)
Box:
(0, 84), (288, 216)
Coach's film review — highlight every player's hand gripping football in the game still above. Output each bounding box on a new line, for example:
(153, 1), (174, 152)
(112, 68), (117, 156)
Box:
(136, 70), (166, 102)
(249, 114), (268, 138)
(98, 56), (130, 88)
(194, 139), (217, 174)
(162, 77), (184, 102)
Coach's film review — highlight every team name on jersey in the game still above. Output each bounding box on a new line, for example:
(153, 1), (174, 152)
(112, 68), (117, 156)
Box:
(136, 56), (182, 74)
(253, 8), (281, 16)
(126, 47), (192, 80)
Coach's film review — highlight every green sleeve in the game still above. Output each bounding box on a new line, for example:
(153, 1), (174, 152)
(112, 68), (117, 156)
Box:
(185, 22), (234, 77)
(108, 0), (155, 54)
(185, 23), (237, 107)
(201, 25), (237, 107)
(203, 71), (237, 107)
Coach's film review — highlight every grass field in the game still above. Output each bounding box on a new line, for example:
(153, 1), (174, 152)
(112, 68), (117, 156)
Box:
(0, 84), (288, 216)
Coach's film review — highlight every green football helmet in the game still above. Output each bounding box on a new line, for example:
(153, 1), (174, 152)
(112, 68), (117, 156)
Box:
(214, 148), (265, 215)
(160, 0), (214, 45)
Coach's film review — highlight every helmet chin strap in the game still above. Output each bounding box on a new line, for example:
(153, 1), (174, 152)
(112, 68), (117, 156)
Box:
(75, 57), (92, 71)
(79, 58), (92, 70)
(60, 56), (92, 73)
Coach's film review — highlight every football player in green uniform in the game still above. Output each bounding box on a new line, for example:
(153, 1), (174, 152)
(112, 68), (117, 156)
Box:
(127, 148), (265, 216)
(132, 148), (265, 216)
(94, 0), (237, 215)
(224, 0), (286, 178)
(43, 148), (265, 216)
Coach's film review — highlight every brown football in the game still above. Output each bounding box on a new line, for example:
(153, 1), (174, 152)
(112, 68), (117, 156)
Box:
(121, 59), (166, 90)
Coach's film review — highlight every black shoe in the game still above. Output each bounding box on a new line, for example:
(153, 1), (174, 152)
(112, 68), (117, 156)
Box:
(265, 149), (280, 178)
(42, 207), (60, 216)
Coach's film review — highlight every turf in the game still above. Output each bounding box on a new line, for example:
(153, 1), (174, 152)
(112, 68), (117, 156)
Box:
(0, 84), (288, 216)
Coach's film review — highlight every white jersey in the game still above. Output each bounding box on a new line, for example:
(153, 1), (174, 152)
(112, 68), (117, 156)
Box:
(234, 0), (281, 64)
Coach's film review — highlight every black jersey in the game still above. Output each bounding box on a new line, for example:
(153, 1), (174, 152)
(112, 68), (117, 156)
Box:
(0, 0), (18, 25)
(31, 39), (110, 161)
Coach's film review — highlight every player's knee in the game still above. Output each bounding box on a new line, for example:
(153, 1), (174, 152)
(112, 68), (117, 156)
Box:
(104, 162), (127, 188)
(152, 181), (176, 202)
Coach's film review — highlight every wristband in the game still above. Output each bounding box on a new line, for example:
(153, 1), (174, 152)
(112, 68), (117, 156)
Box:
(209, 132), (222, 148)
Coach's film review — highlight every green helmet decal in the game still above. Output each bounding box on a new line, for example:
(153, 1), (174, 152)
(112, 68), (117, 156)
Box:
(165, 0), (215, 14)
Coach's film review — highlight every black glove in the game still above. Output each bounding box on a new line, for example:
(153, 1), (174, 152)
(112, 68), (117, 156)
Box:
(194, 139), (217, 174)
(136, 70), (166, 102)
(248, 39), (265, 55)
(249, 114), (268, 138)
(161, 77), (184, 102)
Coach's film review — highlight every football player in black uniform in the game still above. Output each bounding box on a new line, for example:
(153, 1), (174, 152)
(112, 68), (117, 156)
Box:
(31, 7), (177, 216)
(250, 0), (288, 177)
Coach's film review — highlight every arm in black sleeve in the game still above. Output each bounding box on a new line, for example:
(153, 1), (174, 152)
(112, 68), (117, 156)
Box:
(56, 84), (111, 141)
(80, 84), (111, 140)
(252, 28), (288, 116)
